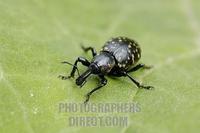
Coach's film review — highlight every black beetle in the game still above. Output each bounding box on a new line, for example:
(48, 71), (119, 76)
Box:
(59, 37), (153, 103)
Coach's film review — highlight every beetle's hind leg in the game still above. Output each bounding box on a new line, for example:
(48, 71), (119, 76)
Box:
(125, 72), (154, 90)
(127, 64), (153, 73)
(58, 57), (90, 80)
(81, 44), (97, 57)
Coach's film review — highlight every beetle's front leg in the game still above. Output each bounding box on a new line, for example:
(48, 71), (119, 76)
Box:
(58, 57), (90, 80)
(81, 45), (97, 57)
(84, 75), (107, 104)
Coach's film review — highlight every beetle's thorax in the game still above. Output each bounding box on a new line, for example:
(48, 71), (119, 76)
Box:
(90, 51), (115, 75)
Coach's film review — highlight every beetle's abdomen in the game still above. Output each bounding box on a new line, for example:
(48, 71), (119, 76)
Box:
(101, 37), (141, 70)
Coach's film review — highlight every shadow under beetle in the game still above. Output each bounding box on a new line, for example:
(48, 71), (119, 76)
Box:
(59, 37), (154, 104)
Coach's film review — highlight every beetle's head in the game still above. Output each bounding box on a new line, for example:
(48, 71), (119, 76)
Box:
(76, 52), (115, 87)
(75, 63), (100, 87)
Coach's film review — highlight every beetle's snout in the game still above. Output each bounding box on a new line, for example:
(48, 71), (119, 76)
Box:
(75, 69), (92, 86)
(76, 77), (85, 86)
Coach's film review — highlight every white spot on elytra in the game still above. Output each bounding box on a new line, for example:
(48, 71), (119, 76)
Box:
(104, 47), (108, 50)
(128, 44), (131, 48)
(122, 64), (126, 67)
(132, 54), (135, 61)
(137, 54), (140, 58)
(123, 37), (126, 40)
(118, 57), (122, 61)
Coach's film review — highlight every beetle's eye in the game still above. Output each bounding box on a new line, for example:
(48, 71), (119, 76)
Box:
(89, 63), (100, 74)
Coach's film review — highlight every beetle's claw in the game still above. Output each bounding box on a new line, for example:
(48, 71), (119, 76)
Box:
(84, 100), (89, 105)
(139, 85), (154, 90)
(84, 94), (90, 105)
(58, 75), (73, 80)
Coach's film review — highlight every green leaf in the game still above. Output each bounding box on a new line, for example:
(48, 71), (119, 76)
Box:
(0, 0), (200, 133)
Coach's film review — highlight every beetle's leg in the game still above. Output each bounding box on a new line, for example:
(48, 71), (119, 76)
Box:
(81, 45), (97, 57)
(58, 57), (90, 80)
(127, 64), (153, 73)
(125, 72), (154, 90)
(84, 75), (107, 104)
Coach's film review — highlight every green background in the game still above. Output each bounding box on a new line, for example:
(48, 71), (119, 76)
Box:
(0, 0), (200, 133)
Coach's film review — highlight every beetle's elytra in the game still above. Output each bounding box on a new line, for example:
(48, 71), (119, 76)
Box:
(59, 36), (153, 103)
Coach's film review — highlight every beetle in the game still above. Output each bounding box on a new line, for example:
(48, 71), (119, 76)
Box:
(59, 36), (153, 103)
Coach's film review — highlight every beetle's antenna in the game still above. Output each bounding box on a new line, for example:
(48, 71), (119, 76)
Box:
(61, 61), (80, 76)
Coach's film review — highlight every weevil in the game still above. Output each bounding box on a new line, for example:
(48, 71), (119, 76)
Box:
(59, 37), (153, 103)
